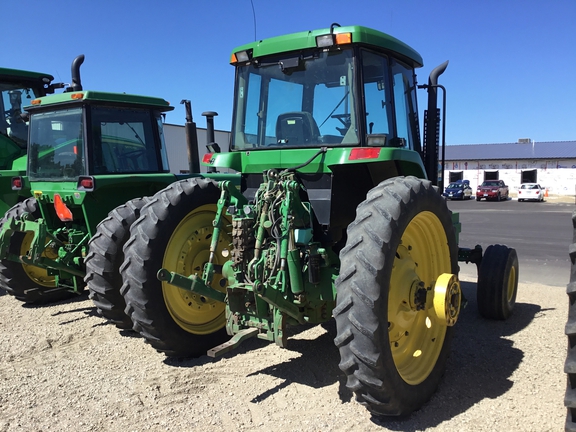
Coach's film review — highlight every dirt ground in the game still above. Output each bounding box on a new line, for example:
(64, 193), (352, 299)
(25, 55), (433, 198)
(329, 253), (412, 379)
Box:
(0, 276), (566, 431)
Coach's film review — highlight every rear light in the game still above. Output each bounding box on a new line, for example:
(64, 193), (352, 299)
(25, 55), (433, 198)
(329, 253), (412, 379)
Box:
(518, 191), (522, 194)
(349, 148), (381, 160)
(54, 194), (73, 222)
(202, 153), (214, 164)
(11, 176), (22, 190)
(77, 176), (95, 191)
(536, 191), (540, 195)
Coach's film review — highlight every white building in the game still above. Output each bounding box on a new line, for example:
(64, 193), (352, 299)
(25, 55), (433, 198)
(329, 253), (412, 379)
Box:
(444, 140), (576, 197)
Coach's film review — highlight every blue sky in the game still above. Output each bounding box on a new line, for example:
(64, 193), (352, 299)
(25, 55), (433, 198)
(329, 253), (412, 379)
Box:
(4, 0), (575, 145)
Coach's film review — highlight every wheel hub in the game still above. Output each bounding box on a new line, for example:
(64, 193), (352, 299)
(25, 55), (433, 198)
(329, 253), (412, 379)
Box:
(432, 273), (461, 326)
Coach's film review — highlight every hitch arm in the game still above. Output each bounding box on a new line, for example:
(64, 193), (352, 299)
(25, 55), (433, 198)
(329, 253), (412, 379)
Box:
(157, 268), (226, 303)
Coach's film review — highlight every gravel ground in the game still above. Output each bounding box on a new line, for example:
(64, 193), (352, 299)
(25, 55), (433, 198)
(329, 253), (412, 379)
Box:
(0, 275), (566, 431)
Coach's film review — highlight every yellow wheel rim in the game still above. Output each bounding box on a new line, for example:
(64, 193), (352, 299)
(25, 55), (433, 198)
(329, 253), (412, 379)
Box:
(20, 233), (56, 287)
(506, 265), (517, 303)
(388, 211), (452, 385)
(162, 204), (230, 335)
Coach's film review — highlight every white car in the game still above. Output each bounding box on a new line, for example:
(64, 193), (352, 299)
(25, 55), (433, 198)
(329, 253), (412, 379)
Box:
(518, 183), (545, 202)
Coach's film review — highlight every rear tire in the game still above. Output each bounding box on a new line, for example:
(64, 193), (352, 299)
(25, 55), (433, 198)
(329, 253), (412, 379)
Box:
(121, 178), (229, 357)
(0, 198), (72, 303)
(85, 197), (150, 329)
(334, 176), (459, 416)
(477, 244), (518, 320)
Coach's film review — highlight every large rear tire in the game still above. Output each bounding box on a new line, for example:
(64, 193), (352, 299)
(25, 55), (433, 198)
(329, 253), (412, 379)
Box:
(0, 198), (70, 303)
(334, 176), (459, 416)
(85, 197), (150, 329)
(565, 210), (576, 431)
(120, 178), (229, 357)
(477, 244), (518, 320)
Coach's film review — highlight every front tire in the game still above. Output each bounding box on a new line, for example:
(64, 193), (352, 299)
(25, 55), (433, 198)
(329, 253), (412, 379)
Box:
(121, 178), (229, 357)
(477, 244), (518, 320)
(334, 176), (459, 416)
(85, 197), (150, 329)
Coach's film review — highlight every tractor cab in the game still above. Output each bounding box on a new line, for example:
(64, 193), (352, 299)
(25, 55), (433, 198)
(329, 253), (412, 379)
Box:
(26, 92), (172, 182)
(229, 25), (421, 152)
(0, 67), (61, 213)
(0, 67), (57, 158)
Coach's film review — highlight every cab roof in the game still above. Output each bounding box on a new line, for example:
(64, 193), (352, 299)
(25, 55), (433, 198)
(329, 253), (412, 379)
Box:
(25, 90), (174, 112)
(0, 67), (54, 84)
(232, 25), (423, 68)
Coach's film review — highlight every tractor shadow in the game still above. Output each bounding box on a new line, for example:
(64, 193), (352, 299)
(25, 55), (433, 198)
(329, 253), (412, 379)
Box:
(372, 280), (541, 430)
(161, 321), (350, 401)
(162, 280), (539, 428)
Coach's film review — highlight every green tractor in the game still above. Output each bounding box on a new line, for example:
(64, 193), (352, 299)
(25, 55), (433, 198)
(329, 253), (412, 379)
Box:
(565, 211), (576, 431)
(0, 65), (62, 214)
(120, 24), (519, 415)
(0, 55), (235, 323)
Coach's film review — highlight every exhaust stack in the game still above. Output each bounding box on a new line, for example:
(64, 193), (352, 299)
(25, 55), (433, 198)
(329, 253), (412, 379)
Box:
(67, 55), (85, 92)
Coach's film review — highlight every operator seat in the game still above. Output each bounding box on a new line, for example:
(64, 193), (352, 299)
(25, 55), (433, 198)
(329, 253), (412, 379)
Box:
(276, 112), (320, 146)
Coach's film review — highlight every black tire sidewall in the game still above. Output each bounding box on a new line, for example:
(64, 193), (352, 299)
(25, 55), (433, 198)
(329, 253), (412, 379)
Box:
(121, 178), (227, 356)
(335, 176), (459, 416)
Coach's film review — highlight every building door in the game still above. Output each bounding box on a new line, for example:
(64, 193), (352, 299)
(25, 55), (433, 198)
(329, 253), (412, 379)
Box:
(484, 170), (499, 181)
(449, 171), (463, 182)
(521, 169), (537, 183)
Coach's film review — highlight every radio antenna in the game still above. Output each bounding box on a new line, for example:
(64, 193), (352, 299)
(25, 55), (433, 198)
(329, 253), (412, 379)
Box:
(250, 0), (257, 41)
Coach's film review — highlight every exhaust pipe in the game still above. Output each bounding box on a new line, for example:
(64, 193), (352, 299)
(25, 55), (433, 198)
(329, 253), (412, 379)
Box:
(67, 55), (85, 92)
(421, 61), (448, 187)
(181, 100), (200, 174)
(202, 111), (219, 173)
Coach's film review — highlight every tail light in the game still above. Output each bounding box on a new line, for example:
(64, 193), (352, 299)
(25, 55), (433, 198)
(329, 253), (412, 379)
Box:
(77, 176), (95, 191)
(349, 148), (381, 160)
(11, 176), (23, 190)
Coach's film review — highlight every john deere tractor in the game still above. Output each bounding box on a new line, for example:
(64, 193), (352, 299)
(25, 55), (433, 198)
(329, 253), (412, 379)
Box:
(0, 55), (235, 325)
(0, 66), (61, 213)
(120, 24), (519, 415)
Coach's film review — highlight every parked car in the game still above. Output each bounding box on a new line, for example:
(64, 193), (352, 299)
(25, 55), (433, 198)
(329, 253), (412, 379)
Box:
(476, 180), (509, 201)
(518, 183), (545, 202)
(443, 179), (473, 200)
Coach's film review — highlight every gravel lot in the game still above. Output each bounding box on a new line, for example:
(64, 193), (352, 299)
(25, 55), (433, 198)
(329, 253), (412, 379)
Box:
(0, 275), (566, 431)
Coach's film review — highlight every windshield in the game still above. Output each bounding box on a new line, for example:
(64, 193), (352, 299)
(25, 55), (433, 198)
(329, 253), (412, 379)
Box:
(447, 183), (464, 189)
(0, 83), (43, 163)
(29, 108), (85, 181)
(482, 181), (500, 187)
(231, 48), (358, 150)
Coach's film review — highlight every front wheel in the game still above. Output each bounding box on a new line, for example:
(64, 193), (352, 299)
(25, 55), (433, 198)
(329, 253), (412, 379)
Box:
(477, 244), (518, 320)
(0, 198), (69, 303)
(334, 176), (459, 416)
(121, 178), (229, 357)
